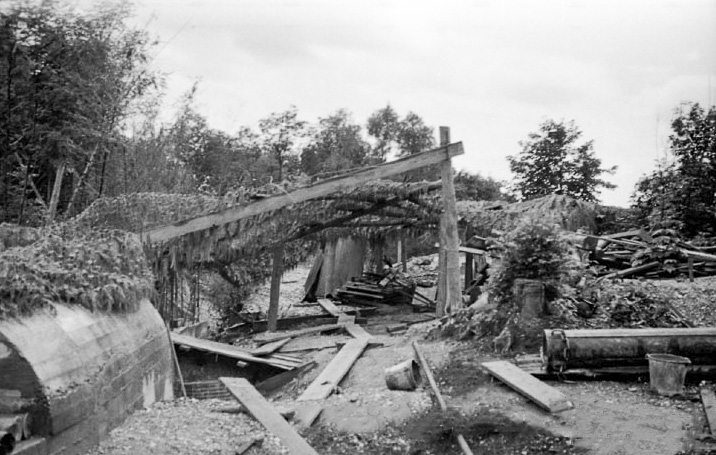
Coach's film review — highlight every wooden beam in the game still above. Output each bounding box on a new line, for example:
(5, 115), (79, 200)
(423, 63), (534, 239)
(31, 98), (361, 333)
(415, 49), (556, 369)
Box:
(220, 377), (319, 455)
(412, 341), (447, 411)
(298, 338), (369, 401)
(437, 127), (461, 316)
(481, 360), (574, 413)
(253, 323), (343, 345)
(267, 245), (284, 332)
(143, 142), (464, 244)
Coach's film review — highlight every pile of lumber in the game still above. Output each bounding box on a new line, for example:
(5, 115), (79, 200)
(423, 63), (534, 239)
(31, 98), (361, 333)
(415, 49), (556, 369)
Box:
(582, 229), (716, 279)
(335, 272), (416, 306)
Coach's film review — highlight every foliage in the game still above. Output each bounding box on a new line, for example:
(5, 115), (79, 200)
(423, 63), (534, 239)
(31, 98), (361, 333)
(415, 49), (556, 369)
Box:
(453, 170), (510, 202)
(508, 119), (616, 202)
(258, 105), (307, 182)
(301, 109), (373, 178)
(0, 227), (154, 319)
(0, 0), (160, 223)
(632, 102), (716, 237)
(487, 221), (573, 306)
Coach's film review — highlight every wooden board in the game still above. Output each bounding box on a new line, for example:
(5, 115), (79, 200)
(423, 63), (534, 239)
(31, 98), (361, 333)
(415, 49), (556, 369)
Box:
(255, 361), (317, 394)
(250, 338), (291, 356)
(253, 323), (343, 345)
(481, 361), (574, 413)
(298, 338), (369, 401)
(344, 323), (372, 341)
(171, 333), (297, 370)
(144, 142), (463, 243)
(280, 337), (341, 353)
(412, 341), (447, 411)
(220, 378), (319, 455)
(317, 298), (343, 317)
(293, 403), (323, 428)
(701, 389), (716, 434)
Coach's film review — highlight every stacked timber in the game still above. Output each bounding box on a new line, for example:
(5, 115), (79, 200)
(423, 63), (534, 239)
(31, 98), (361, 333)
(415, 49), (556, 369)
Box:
(335, 273), (416, 306)
(583, 229), (716, 279)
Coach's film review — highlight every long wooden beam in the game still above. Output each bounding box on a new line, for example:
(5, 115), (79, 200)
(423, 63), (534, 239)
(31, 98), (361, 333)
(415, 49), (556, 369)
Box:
(143, 142), (464, 244)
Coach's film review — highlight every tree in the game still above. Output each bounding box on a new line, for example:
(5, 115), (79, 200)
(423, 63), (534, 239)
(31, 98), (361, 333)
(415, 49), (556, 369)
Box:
(258, 106), (306, 182)
(507, 120), (616, 202)
(632, 102), (716, 236)
(301, 109), (371, 178)
(366, 104), (399, 162)
(0, 0), (159, 223)
(453, 171), (511, 202)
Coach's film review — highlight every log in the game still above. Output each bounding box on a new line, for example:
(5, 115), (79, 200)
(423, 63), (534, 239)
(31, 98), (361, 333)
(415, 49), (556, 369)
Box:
(543, 328), (716, 371)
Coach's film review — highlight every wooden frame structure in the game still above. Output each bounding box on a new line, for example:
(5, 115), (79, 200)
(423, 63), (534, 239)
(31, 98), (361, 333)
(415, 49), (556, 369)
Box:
(143, 131), (465, 329)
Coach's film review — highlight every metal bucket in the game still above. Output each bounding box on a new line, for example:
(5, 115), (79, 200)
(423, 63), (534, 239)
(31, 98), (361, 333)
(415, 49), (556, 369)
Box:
(647, 353), (691, 396)
(385, 359), (422, 391)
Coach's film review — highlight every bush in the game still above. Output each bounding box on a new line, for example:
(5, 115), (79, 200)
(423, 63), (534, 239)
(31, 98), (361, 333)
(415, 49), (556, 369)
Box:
(487, 220), (573, 307)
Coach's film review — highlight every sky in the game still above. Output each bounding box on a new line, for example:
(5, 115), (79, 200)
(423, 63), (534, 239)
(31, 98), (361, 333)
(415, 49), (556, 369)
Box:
(122, 0), (715, 207)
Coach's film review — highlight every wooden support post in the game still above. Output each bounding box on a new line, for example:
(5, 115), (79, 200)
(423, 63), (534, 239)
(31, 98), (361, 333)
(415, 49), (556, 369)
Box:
(372, 236), (384, 274)
(464, 252), (473, 291)
(397, 238), (403, 268)
(437, 126), (461, 316)
(267, 245), (284, 332)
(47, 161), (66, 222)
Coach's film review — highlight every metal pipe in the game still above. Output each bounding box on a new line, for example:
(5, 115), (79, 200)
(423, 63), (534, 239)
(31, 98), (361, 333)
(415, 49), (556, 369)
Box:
(543, 328), (716, 371)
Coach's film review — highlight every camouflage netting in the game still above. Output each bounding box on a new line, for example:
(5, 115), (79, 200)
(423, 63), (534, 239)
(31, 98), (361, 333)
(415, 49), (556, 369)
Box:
(457, 194), (599, 236)
(1, 179), (444, 319)
(0, 226), (154, 319)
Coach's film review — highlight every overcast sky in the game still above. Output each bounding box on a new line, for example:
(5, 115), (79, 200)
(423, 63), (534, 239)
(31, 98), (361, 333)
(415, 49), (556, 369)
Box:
(124, 0), (715, 207)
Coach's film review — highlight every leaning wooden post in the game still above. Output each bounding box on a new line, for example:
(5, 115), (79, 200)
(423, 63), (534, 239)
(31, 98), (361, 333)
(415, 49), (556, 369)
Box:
(267, 245), (284, 332)
(437, 126), (461, 316)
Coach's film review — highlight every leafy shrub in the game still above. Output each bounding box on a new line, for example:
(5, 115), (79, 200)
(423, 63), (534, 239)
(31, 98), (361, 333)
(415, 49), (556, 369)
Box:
(488, 220), (573, 307)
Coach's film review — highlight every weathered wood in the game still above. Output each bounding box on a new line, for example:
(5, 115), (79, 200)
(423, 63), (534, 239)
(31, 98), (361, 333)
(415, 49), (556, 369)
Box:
(602, 261), (659, 279)
(144, 142), (464, 243)
(236, 436), (263, 455)
(702, 389), (716, 435)
(167, 325), (187, 398)
(220, 377), (319, 455)
(459, 246), (487, 255)
(267, 245), (284, 332)
(344, 323), (372, 341)
(171, 333), (297, 370)
(280, 337), (340, 353)
(303, 253), (323, 300)
(412, 341), (447, 411)
(438, 127), (461, 316)
(298, 338), (369, 401)
(294, 403), (323, 428)
(253, 323), (343, 345)
(317, 298), (342, 317)
(456, 433), (475, 455)
(250, 338), (291, 356)
(481, 361), (574, 413)
(255, 361), (317, 394)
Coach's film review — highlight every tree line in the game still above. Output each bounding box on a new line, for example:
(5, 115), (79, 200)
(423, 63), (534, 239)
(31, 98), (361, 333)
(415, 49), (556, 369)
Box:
(1, 1), (715, 241)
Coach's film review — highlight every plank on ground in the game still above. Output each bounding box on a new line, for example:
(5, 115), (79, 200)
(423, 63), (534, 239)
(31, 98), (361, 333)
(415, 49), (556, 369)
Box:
(280, 337), (341, 353)
(481, 360), (574, 413)
(220, 377), (319, 455)
(317, 298), (343, 317)
(171, 333), (295, 370)
(249, 338), (291, 356)
(293, 403), (323, 429)
(344, 323), (372, 341)
(298, 338), (369, 401)
(701, 388), (716, 434)
(253, 323), (343, 345)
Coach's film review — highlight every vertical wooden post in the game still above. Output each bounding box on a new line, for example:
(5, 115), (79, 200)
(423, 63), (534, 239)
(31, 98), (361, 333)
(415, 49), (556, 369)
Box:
(437, 126), (461, 316)
(372, 236), (384, 274)
(399, 238), (408, 272)
(464, 252), (473, 291)
(267, 245), (284, 332)
(397, 238), (402, 267)
(47, 161), (66, 222)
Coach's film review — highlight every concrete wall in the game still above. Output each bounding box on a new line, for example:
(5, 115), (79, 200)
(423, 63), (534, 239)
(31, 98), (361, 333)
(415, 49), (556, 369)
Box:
(0, 299), (173, 455)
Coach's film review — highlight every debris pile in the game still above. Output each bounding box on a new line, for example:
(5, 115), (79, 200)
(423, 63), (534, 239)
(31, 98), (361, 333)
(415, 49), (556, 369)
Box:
(335, 272), (417, 307)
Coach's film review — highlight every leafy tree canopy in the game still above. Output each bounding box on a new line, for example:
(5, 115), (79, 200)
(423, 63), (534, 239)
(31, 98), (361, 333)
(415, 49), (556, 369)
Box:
(632, 102), (716, 237)
(507, 119), (616, 203)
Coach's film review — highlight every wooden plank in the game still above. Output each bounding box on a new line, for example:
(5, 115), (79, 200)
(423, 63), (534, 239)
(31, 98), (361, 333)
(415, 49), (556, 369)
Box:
(220, 377), (319, 455)
(249, 338), (291, 356)
(253, 323), (343, 345)
(298, 338), (369, 401)
(459, 246), (487, 255)
(602, 261), (659, 279)
(702, 389), (716, 434)
(344, 323), (372, 341)
(171, 333), (294, 370)
(144, 142), (464, 244)
(255, 361), (317, 394)
(293, 403), (323, 428)
(481, 361), (574, 413)
(236, 437), (263, 455)
(317, 298), (342, 317)
(280, 337), (340, 353)
(412, 341), (448, 411)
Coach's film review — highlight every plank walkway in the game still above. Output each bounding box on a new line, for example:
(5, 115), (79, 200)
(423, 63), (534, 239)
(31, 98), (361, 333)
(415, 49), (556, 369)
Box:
(481, 360), (574, 413)
(220, 378), (319, 455)
(298, 338), (369, 401)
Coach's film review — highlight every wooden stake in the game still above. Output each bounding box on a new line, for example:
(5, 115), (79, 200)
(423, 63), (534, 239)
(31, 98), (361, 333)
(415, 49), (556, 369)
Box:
(167, 324), (187, 398)
(47, 161), (66, 222)
(412, 341), (447, 411)
(268, 245), (284, 332)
